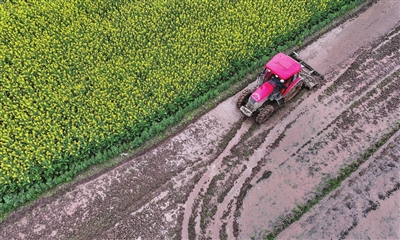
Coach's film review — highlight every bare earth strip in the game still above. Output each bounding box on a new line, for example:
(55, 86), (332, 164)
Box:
(277, 131), (400, 239)
(1, 0), (399, 239)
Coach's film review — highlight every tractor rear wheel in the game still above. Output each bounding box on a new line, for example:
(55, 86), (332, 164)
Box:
(256, 105), (274, 124)
(237, 89), (253, 108)
(284, 81), (303, 103)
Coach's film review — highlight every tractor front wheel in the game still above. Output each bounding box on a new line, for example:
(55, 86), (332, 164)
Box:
(237, 89), (253, 109)
(256, 105), (274, 124)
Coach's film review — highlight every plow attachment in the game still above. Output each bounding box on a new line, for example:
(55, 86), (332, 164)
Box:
(290, 52), (324, 89)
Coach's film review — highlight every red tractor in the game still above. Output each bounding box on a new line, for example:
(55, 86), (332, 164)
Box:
(237, 52), (323, 123)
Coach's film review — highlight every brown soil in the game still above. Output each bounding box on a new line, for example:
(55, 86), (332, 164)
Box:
(1, 0), (399, 239)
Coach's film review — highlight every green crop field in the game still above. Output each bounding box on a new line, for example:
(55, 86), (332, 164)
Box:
(0, 0), (358, 213)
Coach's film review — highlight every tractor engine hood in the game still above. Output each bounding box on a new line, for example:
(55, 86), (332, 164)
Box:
(251, 82), (275, 102)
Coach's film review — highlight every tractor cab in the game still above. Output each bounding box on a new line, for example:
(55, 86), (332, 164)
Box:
(261, 53), (302, 86)
(254, 53), (302, 101)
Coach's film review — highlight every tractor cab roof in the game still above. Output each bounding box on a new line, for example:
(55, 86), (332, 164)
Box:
(265, 53), (301, 80)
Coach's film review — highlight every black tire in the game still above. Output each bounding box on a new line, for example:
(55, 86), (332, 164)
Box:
(236, 89), (253, 109)
(284, 81), (303, 103)
(256, 105), (274, 124)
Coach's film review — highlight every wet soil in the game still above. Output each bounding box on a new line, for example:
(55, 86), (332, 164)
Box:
(1, 0), (399, 239)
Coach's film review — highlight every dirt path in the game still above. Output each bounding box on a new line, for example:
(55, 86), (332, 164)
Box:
(1, 0), (399, 239)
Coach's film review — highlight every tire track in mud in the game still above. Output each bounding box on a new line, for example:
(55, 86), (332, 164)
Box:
(181, 118), (252, 239)
(0, 113), (241, 240)
(98, 113), (245, 240)
(277, 129), (400, 239)
(198, 15), (400, 239)
(257, 69), (400, 239)
(232, 26), (400, 238)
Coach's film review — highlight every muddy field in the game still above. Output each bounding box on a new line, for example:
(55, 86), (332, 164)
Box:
(1, 0), (399, 239)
